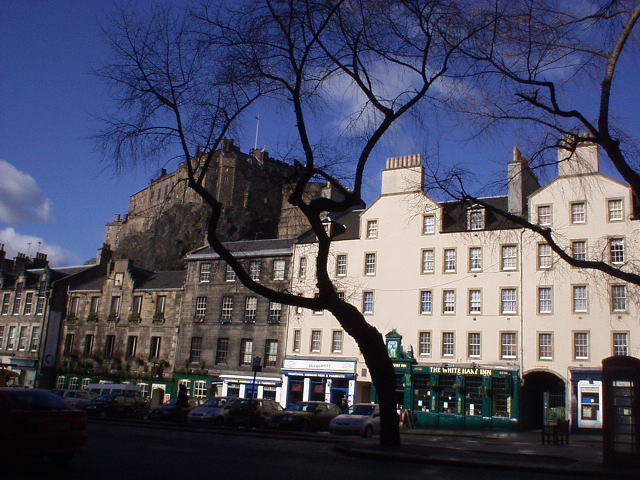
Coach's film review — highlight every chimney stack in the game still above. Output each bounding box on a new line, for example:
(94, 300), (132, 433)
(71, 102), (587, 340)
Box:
(381, 154), (424, 195)
(508, 146), (540, 216)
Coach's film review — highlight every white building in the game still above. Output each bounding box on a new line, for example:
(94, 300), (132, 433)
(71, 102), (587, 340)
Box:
(285, 144), (638, 430)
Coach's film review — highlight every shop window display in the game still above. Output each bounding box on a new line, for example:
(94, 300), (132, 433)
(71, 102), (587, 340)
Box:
(438, 375), (457, 414)
(464, 376), (483, 416)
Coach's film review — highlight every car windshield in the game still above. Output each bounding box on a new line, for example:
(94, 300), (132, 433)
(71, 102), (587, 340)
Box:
(288, 402), (318, 412)
(9, 391), (70, 411)
(203, 398), (227, 408)
(347, 405), (375, 416)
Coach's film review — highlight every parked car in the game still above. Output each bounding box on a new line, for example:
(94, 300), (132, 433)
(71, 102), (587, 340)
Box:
(226, 398), (283, 428)
(85, 392), (149, 419)
(149, 397), (198, 421)
(52, 389), (97, 410)
(0, 388), (87, 463)
(329, 403), (380, 437)
(270, 401), (341, 432)
(187, 396), (236, 425)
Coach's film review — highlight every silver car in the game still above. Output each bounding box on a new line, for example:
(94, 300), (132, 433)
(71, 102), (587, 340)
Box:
(329, 403), (380, 437)
(52, 389), (97, 410)
(187, 396), (235, 425)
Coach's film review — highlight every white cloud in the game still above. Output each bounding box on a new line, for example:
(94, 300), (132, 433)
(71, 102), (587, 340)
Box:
(0, 227), (82, 267)
(0, 160), (52, 223)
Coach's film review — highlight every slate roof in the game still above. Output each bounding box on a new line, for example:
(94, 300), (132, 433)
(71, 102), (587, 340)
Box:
(135, 270), (185, 289)
(188, 238), (294, 260)
(440, 196), (522, 233)
(297, 209), (363, 244)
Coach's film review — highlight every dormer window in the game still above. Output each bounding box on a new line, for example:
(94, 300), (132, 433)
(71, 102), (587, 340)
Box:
(467, 209), (484, 231)
(114, 273), (124, 287)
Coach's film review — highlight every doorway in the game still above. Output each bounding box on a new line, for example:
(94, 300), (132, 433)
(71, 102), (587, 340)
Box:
(521, 371), (565, 429)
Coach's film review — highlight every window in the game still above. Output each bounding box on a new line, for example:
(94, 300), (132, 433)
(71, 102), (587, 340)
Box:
(273, 260), (286, 280)
(501, 245), (517, 271)
(240, 339), (253, 365)
(419, 290), (432, 314)
(573, 285), (588, 312)
(83, 334), (94, 356)
(55, 376), (66, 389)
(538, 287), (552, 313)
(336, 254), (347, 276)
(468, 332), (481, 358)
(17, 326), (28, 350)
(12, 289), (21, 315)
(421, 249), (434, 274)
(444, 249), (456, 273)
(87, 296), (99, 319)
(422, 214), (435, 234)
(265, 340), (278, 366)
(292, 329), (301, 352)
(195, 296), (207, 320)
(574, 332), (589, 360)
(469, 247), (482, 271)
(418, 332), (431, 356)
(364, 253), (376, 275)
(538, 333), (553, 360)
(468, 290), (481, 315)
(613, 332), (629, 356)
(0, 326), (4, 349)
(244, 296), (257, 323)
(267, 302), (282, 324)
(193, 381), (208, 399)
(500, 332), (517, 359)
(571, 240), (586, 261)
(189, 337), (202, 363)
(443, 290), (455, 314)
(199, 262), (212, 282)
(29, 327), (40, 352)
(68, 296), (79, 317)
(501, 288), (517, 314)
(35, 292), (45, 315)
(225, 264), (236, 282)
(23, 293), (33, 315)
(331, 331), (343, 353)
(468, 210), (484, 230)
(132, 295), (143, 314)
(215, 338), (229, 364)
(442, 332), (455, 357)
(310, 330), (322, 352)
(250, 260), (261, 281)
(538, 244), (552, 269)
(149, 336), (161, 360)
(63, 333), (74, 355)
(114, 272), (124, 287)
(155, 295), (166, 316)
(609, 238), (625, 264)
(366, 220), (378, 238)
(611, 285), (628, 312)
(220, 296), (233, 323)
(571, 202), (586, 223)
(109, 296), (121, 318)
(126, 336), (138, 358)
(608, 199), (623, 221)
(6, 326), (17, 350)
(298, 257), (307, 278)
(537, 205), (551, 226)
(69, 377), (79, 390)
(104, 335), (115, 359)
(362, 291), (374, 314)
(1, 293), (10, 314)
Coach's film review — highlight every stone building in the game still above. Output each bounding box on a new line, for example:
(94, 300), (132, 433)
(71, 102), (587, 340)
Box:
(288, 143), (639, 431)
(175, 239), (293, 403)
(56, 257), (184, 405)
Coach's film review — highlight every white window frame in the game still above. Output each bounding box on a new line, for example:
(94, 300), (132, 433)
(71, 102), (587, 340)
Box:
(442, 290), (455, 314)
(500, 332), (517, 359)
(331, 330), (343, 353)
(418, 331), (431, 356)
(195, 296), (207, 320)
(442, 332), (455, 357)
(268, 302), (282, 324)
(250, 260), (261, 281)
(419, 290), (432, 315)
(273, 259), (286, 280)
(443, 249), (456, 273)
(571, 240), (587, 261)
(468, 289), (481, 315)
(608, 199), (623, 222)
(468, 247), (482, 271)
(364, 253), (376, 276)
(613, 332), (629, 356)
(574, 332), (589, 360)
(225, 264), (236, 282)
(538, 244), (552, 269)
(501, 288), (517, 314)
(199, 263), (212, 283)
(611, 285), (628, 312)
(538, 287), (552, 314)
(609, 238), (625, 264)
(573, 285), (588, 313)
(501, 245), (517, 271)
(537, 205), (552, 226)
(292, 329), (301, 352)
(244, 296), (257, 323)
(221, 296), (233, 323)
(468, 210), (484, 230)
(310, 330), (322, 353)
(422, 214), (435, 235)
(467, 332), (481, 358)
(362, 291), (374, 314)
(421, 249), (434, 274)
(336, 254), (347, 276)
(571, 202), (586, 224)
(538, 333), (553, 360)
(366, 219), (378, 238)
(298, 257), (307, 278)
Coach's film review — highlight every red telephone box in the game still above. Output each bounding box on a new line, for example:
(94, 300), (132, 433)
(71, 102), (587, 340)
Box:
(602, 355), (640, 466)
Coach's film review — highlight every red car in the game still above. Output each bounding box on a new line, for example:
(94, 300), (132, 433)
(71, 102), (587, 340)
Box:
(0, 388), (87, 464)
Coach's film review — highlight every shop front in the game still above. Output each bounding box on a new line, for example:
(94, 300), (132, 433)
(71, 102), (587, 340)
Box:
(281, 357), (357, 408)
(570, 368), (603, 430)
(217, 373), (282, 402)
(1, 356), (37, 387)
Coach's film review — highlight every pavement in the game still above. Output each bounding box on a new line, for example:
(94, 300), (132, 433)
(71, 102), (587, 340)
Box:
(337, 428), (637, 478)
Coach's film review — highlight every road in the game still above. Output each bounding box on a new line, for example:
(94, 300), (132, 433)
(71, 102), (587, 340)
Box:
(12, 421), (581, 480)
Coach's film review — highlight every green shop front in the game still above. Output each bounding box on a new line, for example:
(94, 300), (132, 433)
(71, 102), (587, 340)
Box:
(379, 330), (520, 430)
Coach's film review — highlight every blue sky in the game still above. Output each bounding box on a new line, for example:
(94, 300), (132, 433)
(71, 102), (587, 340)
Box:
(1, 1), (639, 266)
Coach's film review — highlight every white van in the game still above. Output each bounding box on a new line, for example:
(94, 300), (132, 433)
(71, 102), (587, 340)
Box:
(85, 383), (144, 398)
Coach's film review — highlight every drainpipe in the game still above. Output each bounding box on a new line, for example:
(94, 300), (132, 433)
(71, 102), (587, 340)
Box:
(519, 228), (525, 381)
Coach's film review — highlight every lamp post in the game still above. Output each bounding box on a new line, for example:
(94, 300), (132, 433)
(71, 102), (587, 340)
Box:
(251, 356), (262, 399)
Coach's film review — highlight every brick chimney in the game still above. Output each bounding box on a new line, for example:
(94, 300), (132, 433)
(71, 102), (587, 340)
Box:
(508, 146), (539, 216)
(381, 154), (424, 195)
(31, 252), (48, 269)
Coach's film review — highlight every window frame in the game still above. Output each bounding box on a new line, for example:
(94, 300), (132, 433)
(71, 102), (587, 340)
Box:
(366, 219), (378, 239)
(573, 331), (590, 360)
(611, 284), (628, 313)
(418, 331), (431, 356)
(607, 198), (624, 222)
(442, 289), (456, 314)
(292, 329), (301, 352)
(572, 285), (588, 313)
(249, 260), (261, 281)
(501, 245), (518, 271)
(273, 259), (286, 281)
(571, 240), (587, 261)
(195, 296), (207, 320)
(336, 254), (347, 277)
(537, 204), (552, 226)
(199, 262), (212, 283)
(468, 289), (482, 315)
(220, 296), (233, 323)
(419, 290), (433, 315)
(421, 249), (434, 274)
(537, 243), (552, 270)
(570, 201), (586, 224)
(612, 331), (629, 356)
(215, 337), (229, 364)
(310, 330), (322, 353)
(537, 332), (553, 361)
(441, 331), (455, 357)
(537, 286), (553, 314)
(443, 248), (456, 273)
(298, 256), (307, 278)
(500, 331), (517, 360)
(467, 332), (481, 359)
(362, 291), (374, 314)
(609, 237), (625, 265)
(240, 338), (253, 366)
(244, 296), (258, 323)
(500, 287), (518, 315)
(468, 209), (484, 230)
(468, 247), (482, 272)
(422, 214), (435, 235)
(364, 252), (376, 276)
(331, 330), (343, 353)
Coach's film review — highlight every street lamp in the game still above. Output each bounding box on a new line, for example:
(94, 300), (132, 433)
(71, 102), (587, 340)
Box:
(251, 356), (262, 399)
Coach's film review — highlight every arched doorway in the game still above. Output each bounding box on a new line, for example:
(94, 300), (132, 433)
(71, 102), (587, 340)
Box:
(521, 371), (565, 429)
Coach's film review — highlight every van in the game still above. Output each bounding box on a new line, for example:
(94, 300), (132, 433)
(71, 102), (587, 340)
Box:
(52, 389), (97, 409)
(85, 383), (144, 398)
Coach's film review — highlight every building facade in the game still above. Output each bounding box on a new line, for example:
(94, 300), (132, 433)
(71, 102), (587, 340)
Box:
(288, 145), (639, 430)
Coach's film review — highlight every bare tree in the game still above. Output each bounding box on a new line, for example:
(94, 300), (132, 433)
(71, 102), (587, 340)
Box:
(98, 0), (491, 447)
(431, 0), (640, 285)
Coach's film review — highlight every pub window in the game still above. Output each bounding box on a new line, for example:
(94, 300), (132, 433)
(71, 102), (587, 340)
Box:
(492, 376), (512, 418)
(413, 374), (432, 413)
(465, 376), (483, 416)
(437, 375), (457, 414)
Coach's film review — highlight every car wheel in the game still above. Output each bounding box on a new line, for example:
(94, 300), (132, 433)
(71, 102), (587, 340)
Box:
(363, 425), (373, 438)
(214, 416), (224, 426)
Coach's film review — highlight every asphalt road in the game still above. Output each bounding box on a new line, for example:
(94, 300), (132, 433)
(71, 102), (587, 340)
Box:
(11, 421), (583, 480)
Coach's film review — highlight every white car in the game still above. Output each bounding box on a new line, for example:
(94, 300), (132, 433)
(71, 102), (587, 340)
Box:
(52, 389), (97, 409)
(329, 403), (380, 437)
(187, 396), (235, 425)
